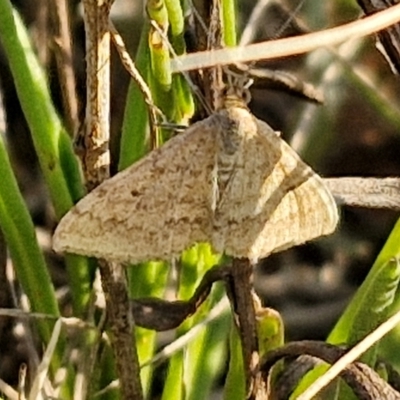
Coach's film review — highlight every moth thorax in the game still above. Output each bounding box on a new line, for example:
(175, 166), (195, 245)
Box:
(209, 146), (238, 213)
(217, 119), (241, 155)
(216, 151), (237, 189)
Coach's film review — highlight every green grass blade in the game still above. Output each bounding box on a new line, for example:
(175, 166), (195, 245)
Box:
(224, 318), (246, 400)
(160, 245), (225, 400)
(0, 135), (58, 342)
(161, 352), (185, 400)
(119, 23), (151, 170)
(0, 1), (92, 315)
(222, 0), (237, 47)
(130, 261), (169, 393)
(328, 258), (400, 352)
(186, 306), (228, 400)
(0, 2), (83, 218)
(224, 306), (284, 399)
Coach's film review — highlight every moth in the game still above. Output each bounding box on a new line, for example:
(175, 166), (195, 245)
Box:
(53, 103), (338, 265)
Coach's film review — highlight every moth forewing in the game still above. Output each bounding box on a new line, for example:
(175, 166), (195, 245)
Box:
(53, 105), (338, 264)
(53, 116), (218, 263)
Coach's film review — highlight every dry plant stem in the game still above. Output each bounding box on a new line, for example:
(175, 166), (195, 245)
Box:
(108, 21), (160, 148)
(34, 0), (50, 66)
(206, 0), (225, 111)
(82, 0), (111, 191)
(98, 260), (143, 399)
(324, 177), (400, 209)
(0, 379), (17, 400)
(228, 259), (265, 400)
(188, 0), (224, 115)
(272, 355), (320, 399)
(18, 364), (27, 399)
(240, 0), (272, 46)
(358, 0), (400, 74)
(49, 0), (79, 133)
(0, 308), (95, 330)
(131, 264), (230, 330)
(97, 263), (143, 400)
(242, 66), (323, 103)
(82, 1), (143, 399)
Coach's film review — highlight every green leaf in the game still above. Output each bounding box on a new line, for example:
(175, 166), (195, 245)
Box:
(292, 243), (400, 398)
(328, 257), (400, 363)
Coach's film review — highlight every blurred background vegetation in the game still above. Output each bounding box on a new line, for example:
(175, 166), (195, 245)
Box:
(1, 0), (400, 398)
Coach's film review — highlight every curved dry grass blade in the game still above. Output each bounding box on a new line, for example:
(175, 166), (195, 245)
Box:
(0, 378), (18, 400)
(324, 177), (400, 210)
(29, 319), (62, 400)
(171, 4), (400, 72)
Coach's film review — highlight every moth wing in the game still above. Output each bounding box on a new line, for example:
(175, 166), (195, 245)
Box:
(212, 107), (338, 263)
(53, 117), (219, 264)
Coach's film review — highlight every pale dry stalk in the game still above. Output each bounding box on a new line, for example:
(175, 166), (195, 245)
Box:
(228, 259), (268, 399)
(49, 0), (79, 134)
(81, 1), (143, 399)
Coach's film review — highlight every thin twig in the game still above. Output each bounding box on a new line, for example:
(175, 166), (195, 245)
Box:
(98, 260), (143, 399)
(29, 319), (62, 400)
(18, 364), (27, 400)
(358, 0), (400, 74)
(131, 263), (230, 330)
(0, 307), (94, 327)
(240, 0), (307, 46)
(227, 259), (266, 399)
(239, 0), (273, 46)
